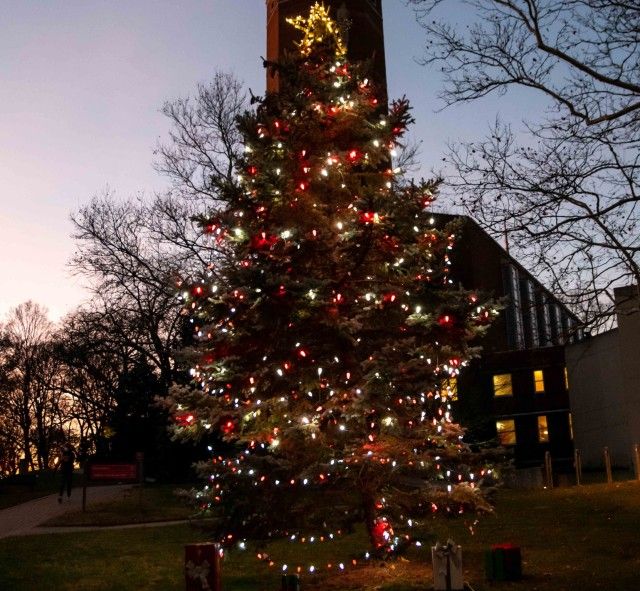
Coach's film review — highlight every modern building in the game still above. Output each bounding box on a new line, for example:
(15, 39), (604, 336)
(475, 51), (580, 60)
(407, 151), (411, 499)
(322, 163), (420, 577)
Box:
(265, 0), (581, 469)
(443, 216), (580, 468)
(566, 286), (640, 469)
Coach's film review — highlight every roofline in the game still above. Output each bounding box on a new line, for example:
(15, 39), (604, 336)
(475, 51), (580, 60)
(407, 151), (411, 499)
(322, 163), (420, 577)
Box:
(434, 212), (581, 324)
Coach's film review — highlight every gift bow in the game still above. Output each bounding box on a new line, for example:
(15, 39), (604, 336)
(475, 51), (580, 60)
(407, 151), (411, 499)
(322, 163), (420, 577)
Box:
(433, 539), (462, 568)
(186, 559), (211, 590)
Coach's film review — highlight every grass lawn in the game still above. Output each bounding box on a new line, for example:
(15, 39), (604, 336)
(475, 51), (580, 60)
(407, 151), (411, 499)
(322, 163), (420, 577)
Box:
(1, 481), (639, 590)
(42, 484), (193, 527)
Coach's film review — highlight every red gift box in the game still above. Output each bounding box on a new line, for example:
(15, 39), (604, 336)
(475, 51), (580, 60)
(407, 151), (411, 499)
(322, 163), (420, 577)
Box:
(486, 543), (522, 581)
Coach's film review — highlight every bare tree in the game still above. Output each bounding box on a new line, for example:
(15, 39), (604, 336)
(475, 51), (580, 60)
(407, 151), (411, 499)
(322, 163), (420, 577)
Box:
(0, 412), (21, 475)
(54, 310), (124, 449)
(71, 71), (246, 389)
(0, 329), (22, 475)
(71, 196), (187, 393)
(0, 302), (61, 470)
(154, 71), (246, 202)
(409, 0), (640, 329)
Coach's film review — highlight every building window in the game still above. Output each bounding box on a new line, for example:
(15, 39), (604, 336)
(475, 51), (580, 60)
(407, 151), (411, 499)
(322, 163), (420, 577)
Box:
(533, 369), (545, 393)
(493, 373), (513, 397)
(549, 303), (564, 345)
(443, 376), (458, 401)
(503, 265), (525, 350)
(496, 419), (517, 445)
(537, 293), (553, 346)
(538, 416), (549, 443)
(564, 367), (569, 391)
(520, 279), (540, 349)
(556, 304), (567, 345)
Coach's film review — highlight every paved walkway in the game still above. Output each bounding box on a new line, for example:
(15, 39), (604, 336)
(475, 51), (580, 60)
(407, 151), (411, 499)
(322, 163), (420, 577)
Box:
(34, 519), (189, 535)
(0, 485), (133, 539)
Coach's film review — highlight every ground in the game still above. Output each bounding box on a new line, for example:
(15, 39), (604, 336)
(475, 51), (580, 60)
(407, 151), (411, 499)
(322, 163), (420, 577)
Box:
(0, 481), (639, 590)
(0, 482), (132, 538)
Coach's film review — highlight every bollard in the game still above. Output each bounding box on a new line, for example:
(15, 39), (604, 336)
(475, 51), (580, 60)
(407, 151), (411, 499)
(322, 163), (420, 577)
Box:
(82, 461), (88, 512)
(604, 447), (613, 484)
(574, 449), (582, 486)
(136, 451), (145, 509)
(544, 451), (553, 489)
(185, 543), (221, 591)
(633, 444), (640, 481)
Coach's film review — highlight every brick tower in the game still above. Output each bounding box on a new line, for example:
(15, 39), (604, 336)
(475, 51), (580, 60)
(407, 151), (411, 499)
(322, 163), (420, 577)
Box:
(266, 1), (387, 96)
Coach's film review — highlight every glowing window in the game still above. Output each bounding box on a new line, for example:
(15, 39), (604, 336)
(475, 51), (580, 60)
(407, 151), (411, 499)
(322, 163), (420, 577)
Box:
(443, 377), (458, 401)
(534, 370), (545, 393)
(496, 420), (516, 445)
(493, 374), (512, 397)
(538, 416), (549, 443)
(564, 367), (569, 390)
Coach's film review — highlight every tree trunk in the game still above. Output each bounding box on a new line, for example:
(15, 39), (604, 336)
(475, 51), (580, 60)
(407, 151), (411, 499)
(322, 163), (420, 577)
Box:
(361, 490), (379, 553)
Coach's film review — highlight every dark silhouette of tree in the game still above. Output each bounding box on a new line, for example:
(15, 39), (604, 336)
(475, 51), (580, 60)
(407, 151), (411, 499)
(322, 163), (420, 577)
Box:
(0, 302), (61, 470)
(66, 72), (248, 478)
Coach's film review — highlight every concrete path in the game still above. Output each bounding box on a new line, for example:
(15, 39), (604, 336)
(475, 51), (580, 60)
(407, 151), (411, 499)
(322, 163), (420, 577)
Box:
(34, 519), (189, 535)
(0, 485), (132, 539)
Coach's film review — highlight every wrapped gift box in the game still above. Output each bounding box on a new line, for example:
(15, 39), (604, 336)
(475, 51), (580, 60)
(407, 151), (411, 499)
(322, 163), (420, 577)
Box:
(485, 543), (522, 581)
(185, 543), (221, 591)
(432, 540), (464, 591)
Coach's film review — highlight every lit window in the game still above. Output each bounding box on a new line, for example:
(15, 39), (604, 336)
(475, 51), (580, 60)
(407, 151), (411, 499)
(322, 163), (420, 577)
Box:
(493, 374), (512, 397)
(443, 377), (458, 401)
(538, 416), (549, 443)
(496, 420), (516, 445)
(533, 370), (545, 393)
(564, 367), (569, 391)
(568, 413), (574, 440)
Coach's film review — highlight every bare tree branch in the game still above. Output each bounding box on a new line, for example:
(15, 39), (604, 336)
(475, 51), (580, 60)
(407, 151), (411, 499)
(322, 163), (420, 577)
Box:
(410, 0), (639, 329)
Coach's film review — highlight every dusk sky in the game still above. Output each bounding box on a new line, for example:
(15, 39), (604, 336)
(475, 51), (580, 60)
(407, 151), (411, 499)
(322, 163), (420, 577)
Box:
(0, 1), (546, 321)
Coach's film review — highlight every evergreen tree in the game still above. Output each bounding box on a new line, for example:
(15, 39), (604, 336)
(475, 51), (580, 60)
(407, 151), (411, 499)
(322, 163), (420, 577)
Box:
(167, 2), (497, 564)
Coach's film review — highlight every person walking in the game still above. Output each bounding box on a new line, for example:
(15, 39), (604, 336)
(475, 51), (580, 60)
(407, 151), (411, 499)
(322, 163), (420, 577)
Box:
(58, 443), (76, 503)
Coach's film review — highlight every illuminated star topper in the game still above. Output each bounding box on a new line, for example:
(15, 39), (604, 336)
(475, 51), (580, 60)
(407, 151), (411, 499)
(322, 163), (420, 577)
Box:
(287, 2), (347, 60)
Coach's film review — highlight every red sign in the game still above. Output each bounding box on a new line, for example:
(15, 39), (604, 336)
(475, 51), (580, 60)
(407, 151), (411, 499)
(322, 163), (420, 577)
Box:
(88, 463), (138, 481)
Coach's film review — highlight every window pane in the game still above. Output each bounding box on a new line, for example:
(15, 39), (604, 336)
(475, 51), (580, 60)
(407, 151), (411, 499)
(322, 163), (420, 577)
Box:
(496, 419), (516, 445)
(503, 265), (525, 350)
(534, 369), (545, 393)
(493, 374), (513, 397)
(538, 416), (549, 443)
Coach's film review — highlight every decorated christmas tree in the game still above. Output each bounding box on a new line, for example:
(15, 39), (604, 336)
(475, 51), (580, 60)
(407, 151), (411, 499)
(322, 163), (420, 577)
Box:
(167, 2), (497, 569)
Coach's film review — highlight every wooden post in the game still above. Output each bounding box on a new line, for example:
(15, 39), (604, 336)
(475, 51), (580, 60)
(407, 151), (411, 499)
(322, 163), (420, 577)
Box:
(604, 446), (613, 484)
(574, 448), (582, 486)
(185, 543), (221, 591)
(544, 451), (553, 489)
(82, 461), (88, 513)
(282, 574), (301, 591)
(633, 444), (640, 481)
(136, 452), (144, 509)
